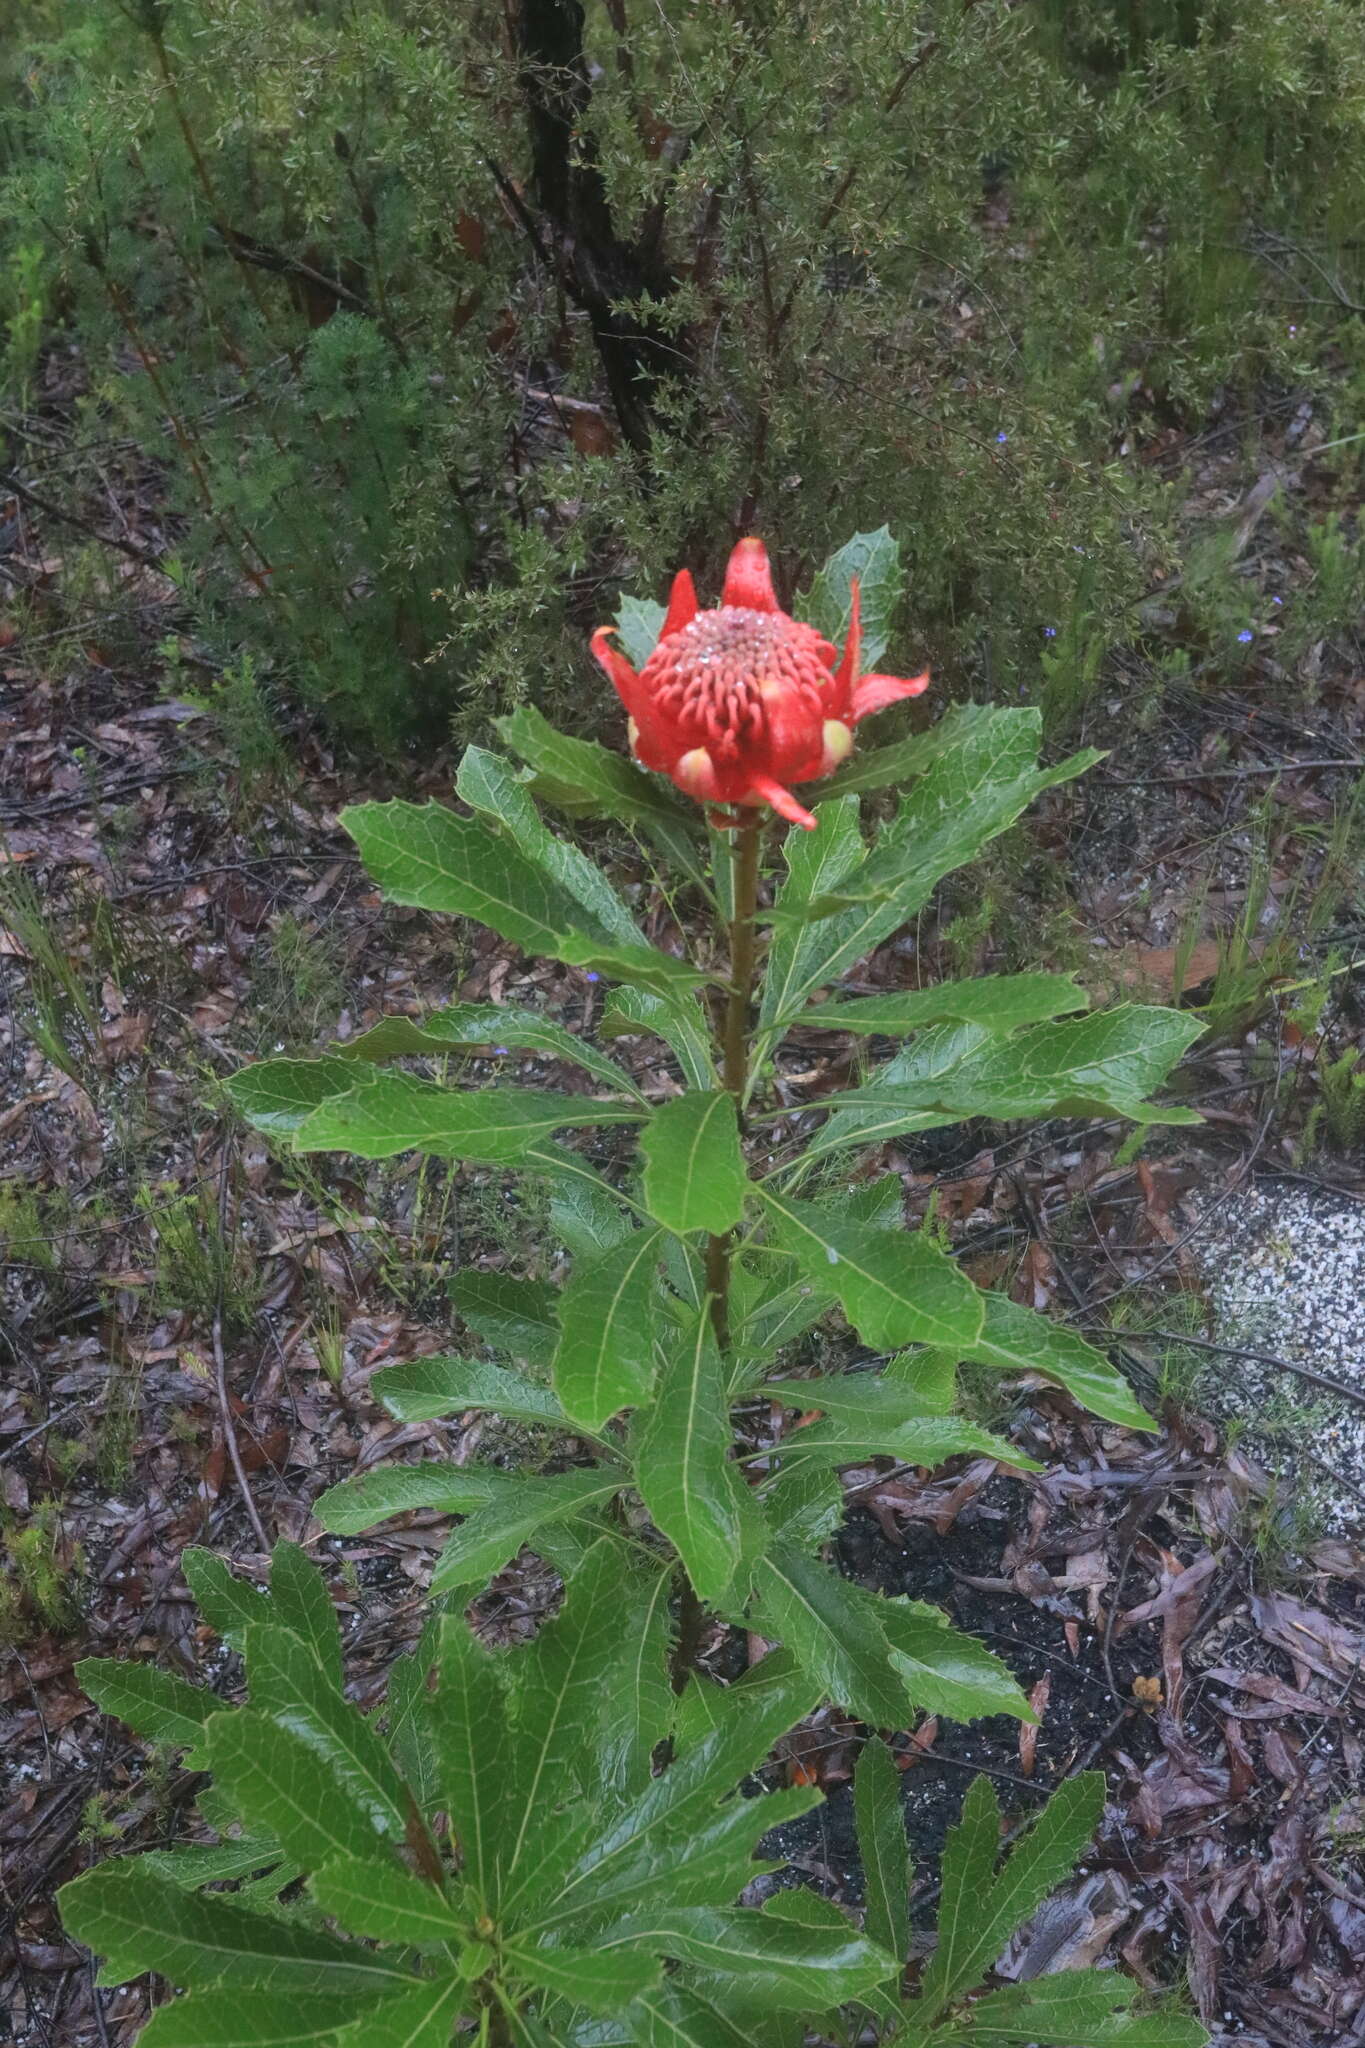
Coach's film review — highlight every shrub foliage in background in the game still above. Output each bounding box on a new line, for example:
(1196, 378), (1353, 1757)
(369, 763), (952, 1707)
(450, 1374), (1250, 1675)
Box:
(62, 1540), (1205, 2047)
(4, 0), (1364, 751)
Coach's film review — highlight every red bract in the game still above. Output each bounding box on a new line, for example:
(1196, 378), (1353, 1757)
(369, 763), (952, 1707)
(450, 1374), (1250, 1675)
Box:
(591, 538), (929, 830)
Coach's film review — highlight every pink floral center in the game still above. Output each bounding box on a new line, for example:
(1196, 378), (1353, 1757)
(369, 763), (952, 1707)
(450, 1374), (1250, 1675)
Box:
(639, 606), (831, 763)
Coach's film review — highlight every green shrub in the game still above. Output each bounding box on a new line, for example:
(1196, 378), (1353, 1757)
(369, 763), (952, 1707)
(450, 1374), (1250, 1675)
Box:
(3, 0), (1363, 755)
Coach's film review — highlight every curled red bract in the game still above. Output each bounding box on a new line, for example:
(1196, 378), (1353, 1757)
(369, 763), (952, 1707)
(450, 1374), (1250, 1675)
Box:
(592, 538), (928, 829)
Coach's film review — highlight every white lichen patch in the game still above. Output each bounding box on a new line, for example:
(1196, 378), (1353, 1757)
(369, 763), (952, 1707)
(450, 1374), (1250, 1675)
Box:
(1191, 1179), (1365, 1537)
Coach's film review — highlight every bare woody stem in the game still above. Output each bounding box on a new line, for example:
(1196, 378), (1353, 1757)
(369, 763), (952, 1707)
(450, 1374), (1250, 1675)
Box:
(704, 808), (763, 1351)
(674, 811), (763, 1693)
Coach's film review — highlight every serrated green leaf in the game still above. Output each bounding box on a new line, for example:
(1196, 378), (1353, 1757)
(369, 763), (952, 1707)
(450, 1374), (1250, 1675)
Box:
(917, 1774), (1105, 2020)
(598, 1563), (677, 1799)
(877, 1597), (1034, 1723)
(452, 1270), (560, 1365)
(756, 1375), (957, 1428)
(314, 1462), (507, 1535)
(554, 1227), (666, 1430)
(225, 1056), (361, 1137)
(430, 1469), (623, 1595)
(758, 1464), (845, 1550)
(340, 1001), (643, 1101)
(624, 1983), (804, 2048)
(600, 1905), (894, 2008)
(76, 1657), (216, 1758)
(59, 1857), (410, 1994)
(509, 1942), (663, 2014)
(376, 1355), (565, 1429)
(498, 1537), (633, 1906)
(801, 974), (1089, 1038)
(633, 1310), (763, 1607)
(854, 1736), (910, 1966)
(640, 1092), (748, 1235)
(797, 527), (902, 671)
(963, 1292), (1153, 1431)
(455, 746), (643, 946)
(204, 1708), (393, 1870)
(549, 1166), (637, 1262)
(240, 1623), (409, 1843)
(136, 1839), (287, 1889)
(332, 1975), (469, 2048)
(525, 1653), (821, 1936)
(427, 1615), (513, 1914)
(615, 594), (668, 667)
(309, 1857), (465, 1946)
(182, 1548), (273, 1650)
(602, 986), (718, 1091)
(758, 1413), (1037, 1478)
(496, 703), (692, 841)
(751, 1544), (910, 1730)
(290, 1071), (644, 1163)
(758, 1189), (984, 1351)
(136, 1991), (378, 2048)
(269, 1543), (342, 1684)
(757, 796), (867, 1038)
(933, 1967), (1138, 2044)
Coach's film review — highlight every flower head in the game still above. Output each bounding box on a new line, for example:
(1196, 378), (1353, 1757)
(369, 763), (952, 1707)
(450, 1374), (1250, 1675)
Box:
(592, 537), (928, 829)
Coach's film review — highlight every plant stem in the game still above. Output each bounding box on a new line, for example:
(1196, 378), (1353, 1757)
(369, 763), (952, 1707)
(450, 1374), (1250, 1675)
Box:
(673, 812), (763, 1695)
(704, 808), (762, 1352)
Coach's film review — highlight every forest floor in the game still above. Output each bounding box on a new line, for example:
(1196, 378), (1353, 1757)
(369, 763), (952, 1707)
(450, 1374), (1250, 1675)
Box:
(3, 397), (1365, 2047)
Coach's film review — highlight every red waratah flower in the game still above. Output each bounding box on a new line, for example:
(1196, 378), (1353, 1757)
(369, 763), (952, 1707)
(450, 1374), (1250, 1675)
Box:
(591, 538), (929, 830)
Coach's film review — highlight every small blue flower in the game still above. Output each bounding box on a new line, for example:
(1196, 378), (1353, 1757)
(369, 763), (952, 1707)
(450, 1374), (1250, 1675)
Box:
(585, 971), (600, 983)
(1237, 629), (1254, 644)
(1271, 596), (1283, 607)
(995, 431), (1008, 444)
(493, 1047), (509, 1057)
(1044, 626), (1057, 639)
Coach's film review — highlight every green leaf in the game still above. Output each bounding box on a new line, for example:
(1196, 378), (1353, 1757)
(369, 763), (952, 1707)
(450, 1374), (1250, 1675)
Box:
(549, 1165), (637, 1262)
(554, 1227), (666, 1430)
(602, 986), (718, 1091)
(759, 1464), (845, 1551)
(225, 1056), (359, 1137)
(76, 1658), (216, 1759)
(508, 1941), (663, 2014)
(758, 1189), (984, 1352)
(796, 710), (1100, 917)
(340, 1001), (643, 1101)
(933, 1968), (1141, 2044)
(757, 796), (867, 1037)
(376, 1355), (566, 1429)
(344, 796), (602, 952)
(452, 1271), (560, 1365)
(314, 1463), (507, 1535)
(290, 1071), (644, 1163)
(309, 1857), (465, 1946)
(751, 1544), (911, 1729)
(430, 1615), (512, 1910)
(633, 1309), (763, 1607)
(496, 702), (691, 835)
(600, 1905), (895, 2009)
(963, 1292), (1154, 1431)
(598, 1563), (677, 1799)
(137, 1992), (376, 2048)
(204, 1709), (392, 1870)
(616, 595), (667, 667)
(525, 1653), (822, 1935)
(455, 747), (642, 946)
(625, 1984), (804, 2048)
(499, 1537), (634, 1903)
(182, 1548), (272, 1650)
(429, 1469), (624, 1596)
(59, 1857), (410, 1994)
(269, 1542), (342, 1684)
(332, 1976), (469, 2048)
(854, 1737), (910, 1966)
(802, 1007), (1204, 1140)
(756, 1374), (956, 1427)
(801, 974), (1089, 1038)
(755, 1413), (1036, 1479)
(240, 1624), (410, 1843)
(877, 1597), (1034, 1723)
(916, 1774), (1105, 2020)
(797, 527), (902, 671)
(640, 1092), (748, 1235)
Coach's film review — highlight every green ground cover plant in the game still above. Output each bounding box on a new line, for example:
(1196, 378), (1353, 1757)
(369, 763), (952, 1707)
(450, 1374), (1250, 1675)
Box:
(4, 0), (1363, 753)
(62, 1539), (1204, 2047)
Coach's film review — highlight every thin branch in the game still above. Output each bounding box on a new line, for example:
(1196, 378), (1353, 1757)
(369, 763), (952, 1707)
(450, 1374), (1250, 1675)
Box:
(210, 1140), (270, 1553)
